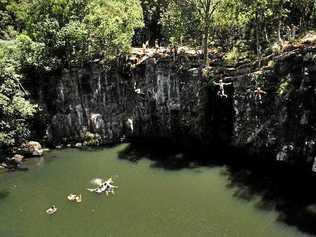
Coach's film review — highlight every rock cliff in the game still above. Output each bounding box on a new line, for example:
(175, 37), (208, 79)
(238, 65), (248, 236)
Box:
(38, 45), (316, 168)
(232, 46), (316, 166)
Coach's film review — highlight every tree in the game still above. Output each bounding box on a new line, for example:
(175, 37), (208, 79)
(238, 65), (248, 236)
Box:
(160, 0), (199, 45)
(192, 0), (220, 65)
(26, 0), (144, 69)
(0, 41), (38, 146)
(139, 0), (170, 45)
(161, 0), (219, 64)
(0, 0), (30, 39)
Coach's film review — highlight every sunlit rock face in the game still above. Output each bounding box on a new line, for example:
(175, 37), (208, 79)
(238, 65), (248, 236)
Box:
(130, 60), (211, 144)
(43, 64), (132, 144)
(41, 59), (226, 146)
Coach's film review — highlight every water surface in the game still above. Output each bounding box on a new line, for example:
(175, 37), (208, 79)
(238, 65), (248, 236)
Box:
(0, 144), (311, 237)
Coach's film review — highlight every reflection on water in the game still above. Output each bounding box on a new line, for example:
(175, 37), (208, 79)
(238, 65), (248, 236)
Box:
(0, 144), (314, 237)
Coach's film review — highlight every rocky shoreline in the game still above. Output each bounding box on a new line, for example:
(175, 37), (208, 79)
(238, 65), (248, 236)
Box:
(1, 141), (48, 171)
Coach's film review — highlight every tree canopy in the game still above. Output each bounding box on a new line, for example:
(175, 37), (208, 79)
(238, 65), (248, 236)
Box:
(26, 0), (144, 69)
(0, 41), (38, 146)
(160, 0), (316, 52)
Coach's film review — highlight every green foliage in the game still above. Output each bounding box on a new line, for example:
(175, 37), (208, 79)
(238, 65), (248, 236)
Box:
(139, 0), (169, 43)
(0, 42), (38, 146)
(224, 40), (251, 65)
(83, 132), (102, 146)
(16, 34), (45, 69)
(84, 0), (144, 60)
(160, 0), (316, 56)
(0, 0), (144, 148)
(26, 0), (144, 69)
(161, 1), (199, 44)
(277, 78), (294, 96)
(224, 47), (242, 65)
(0, 0), (30, 39)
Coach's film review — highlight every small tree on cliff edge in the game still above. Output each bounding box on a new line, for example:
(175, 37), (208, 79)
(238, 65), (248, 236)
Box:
(192, 0), (220, 66)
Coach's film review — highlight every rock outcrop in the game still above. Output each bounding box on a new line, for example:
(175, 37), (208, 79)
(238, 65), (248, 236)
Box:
(16, 141), (44, 157)
(232, 46), (316, 167)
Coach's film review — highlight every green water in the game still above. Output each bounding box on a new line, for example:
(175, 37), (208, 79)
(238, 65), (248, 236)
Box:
(0, 144), (311, 237)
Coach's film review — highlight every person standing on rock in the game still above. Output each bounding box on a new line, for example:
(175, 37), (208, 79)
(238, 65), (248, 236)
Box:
(254, 87), (267, 104)
(214, 79), (232, 98)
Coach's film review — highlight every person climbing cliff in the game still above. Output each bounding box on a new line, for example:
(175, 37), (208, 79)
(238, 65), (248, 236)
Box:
(214, 79), (232, 98)
(254, 87), (267, 103)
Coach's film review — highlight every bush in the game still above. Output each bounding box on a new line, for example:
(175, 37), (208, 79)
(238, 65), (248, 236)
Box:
(0, 43), (38, 146)
(224, 46), (249, 65)
(277, 78), (294, 97)
(83, 132), (102, 146)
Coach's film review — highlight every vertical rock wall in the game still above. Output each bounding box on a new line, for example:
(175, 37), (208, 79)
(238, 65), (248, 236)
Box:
(42, 58), (231, 146)
(45, 64), (132, 144)
(233, 47), (316, 166)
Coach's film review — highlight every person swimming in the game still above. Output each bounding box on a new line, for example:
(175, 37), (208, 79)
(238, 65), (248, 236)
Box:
(46, 205), (57, 215)
(87, 177), (118, 195)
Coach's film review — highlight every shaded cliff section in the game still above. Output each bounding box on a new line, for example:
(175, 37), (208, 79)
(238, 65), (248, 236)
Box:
(231, 46), (316, 167)
(38, 45), (316, 167)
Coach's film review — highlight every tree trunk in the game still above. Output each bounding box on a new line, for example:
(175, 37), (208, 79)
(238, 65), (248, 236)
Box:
(255, 9), (261, 67)
(277, 19), (282, 42)
(277, 1), (283, 42)
(203, 27), (209, 65)
(264, 25), (269, 43)
(203, 0), (211, 66)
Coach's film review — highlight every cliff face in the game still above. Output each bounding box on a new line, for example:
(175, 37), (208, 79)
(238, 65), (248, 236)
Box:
(40, 46), (316, 167)
(233, 47), (316, 165)
(43, 57), (232, 147)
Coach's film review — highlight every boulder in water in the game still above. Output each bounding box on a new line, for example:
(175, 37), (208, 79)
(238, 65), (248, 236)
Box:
(75, 143), (83, 148)
(12, 154), (24, 164)
(20, 141), (44, 157)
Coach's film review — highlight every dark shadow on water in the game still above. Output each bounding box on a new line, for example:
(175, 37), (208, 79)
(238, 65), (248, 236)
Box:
(118, 142), (226, 170)
(0, 190), (10, 200)
(118, 143), (316, 236)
